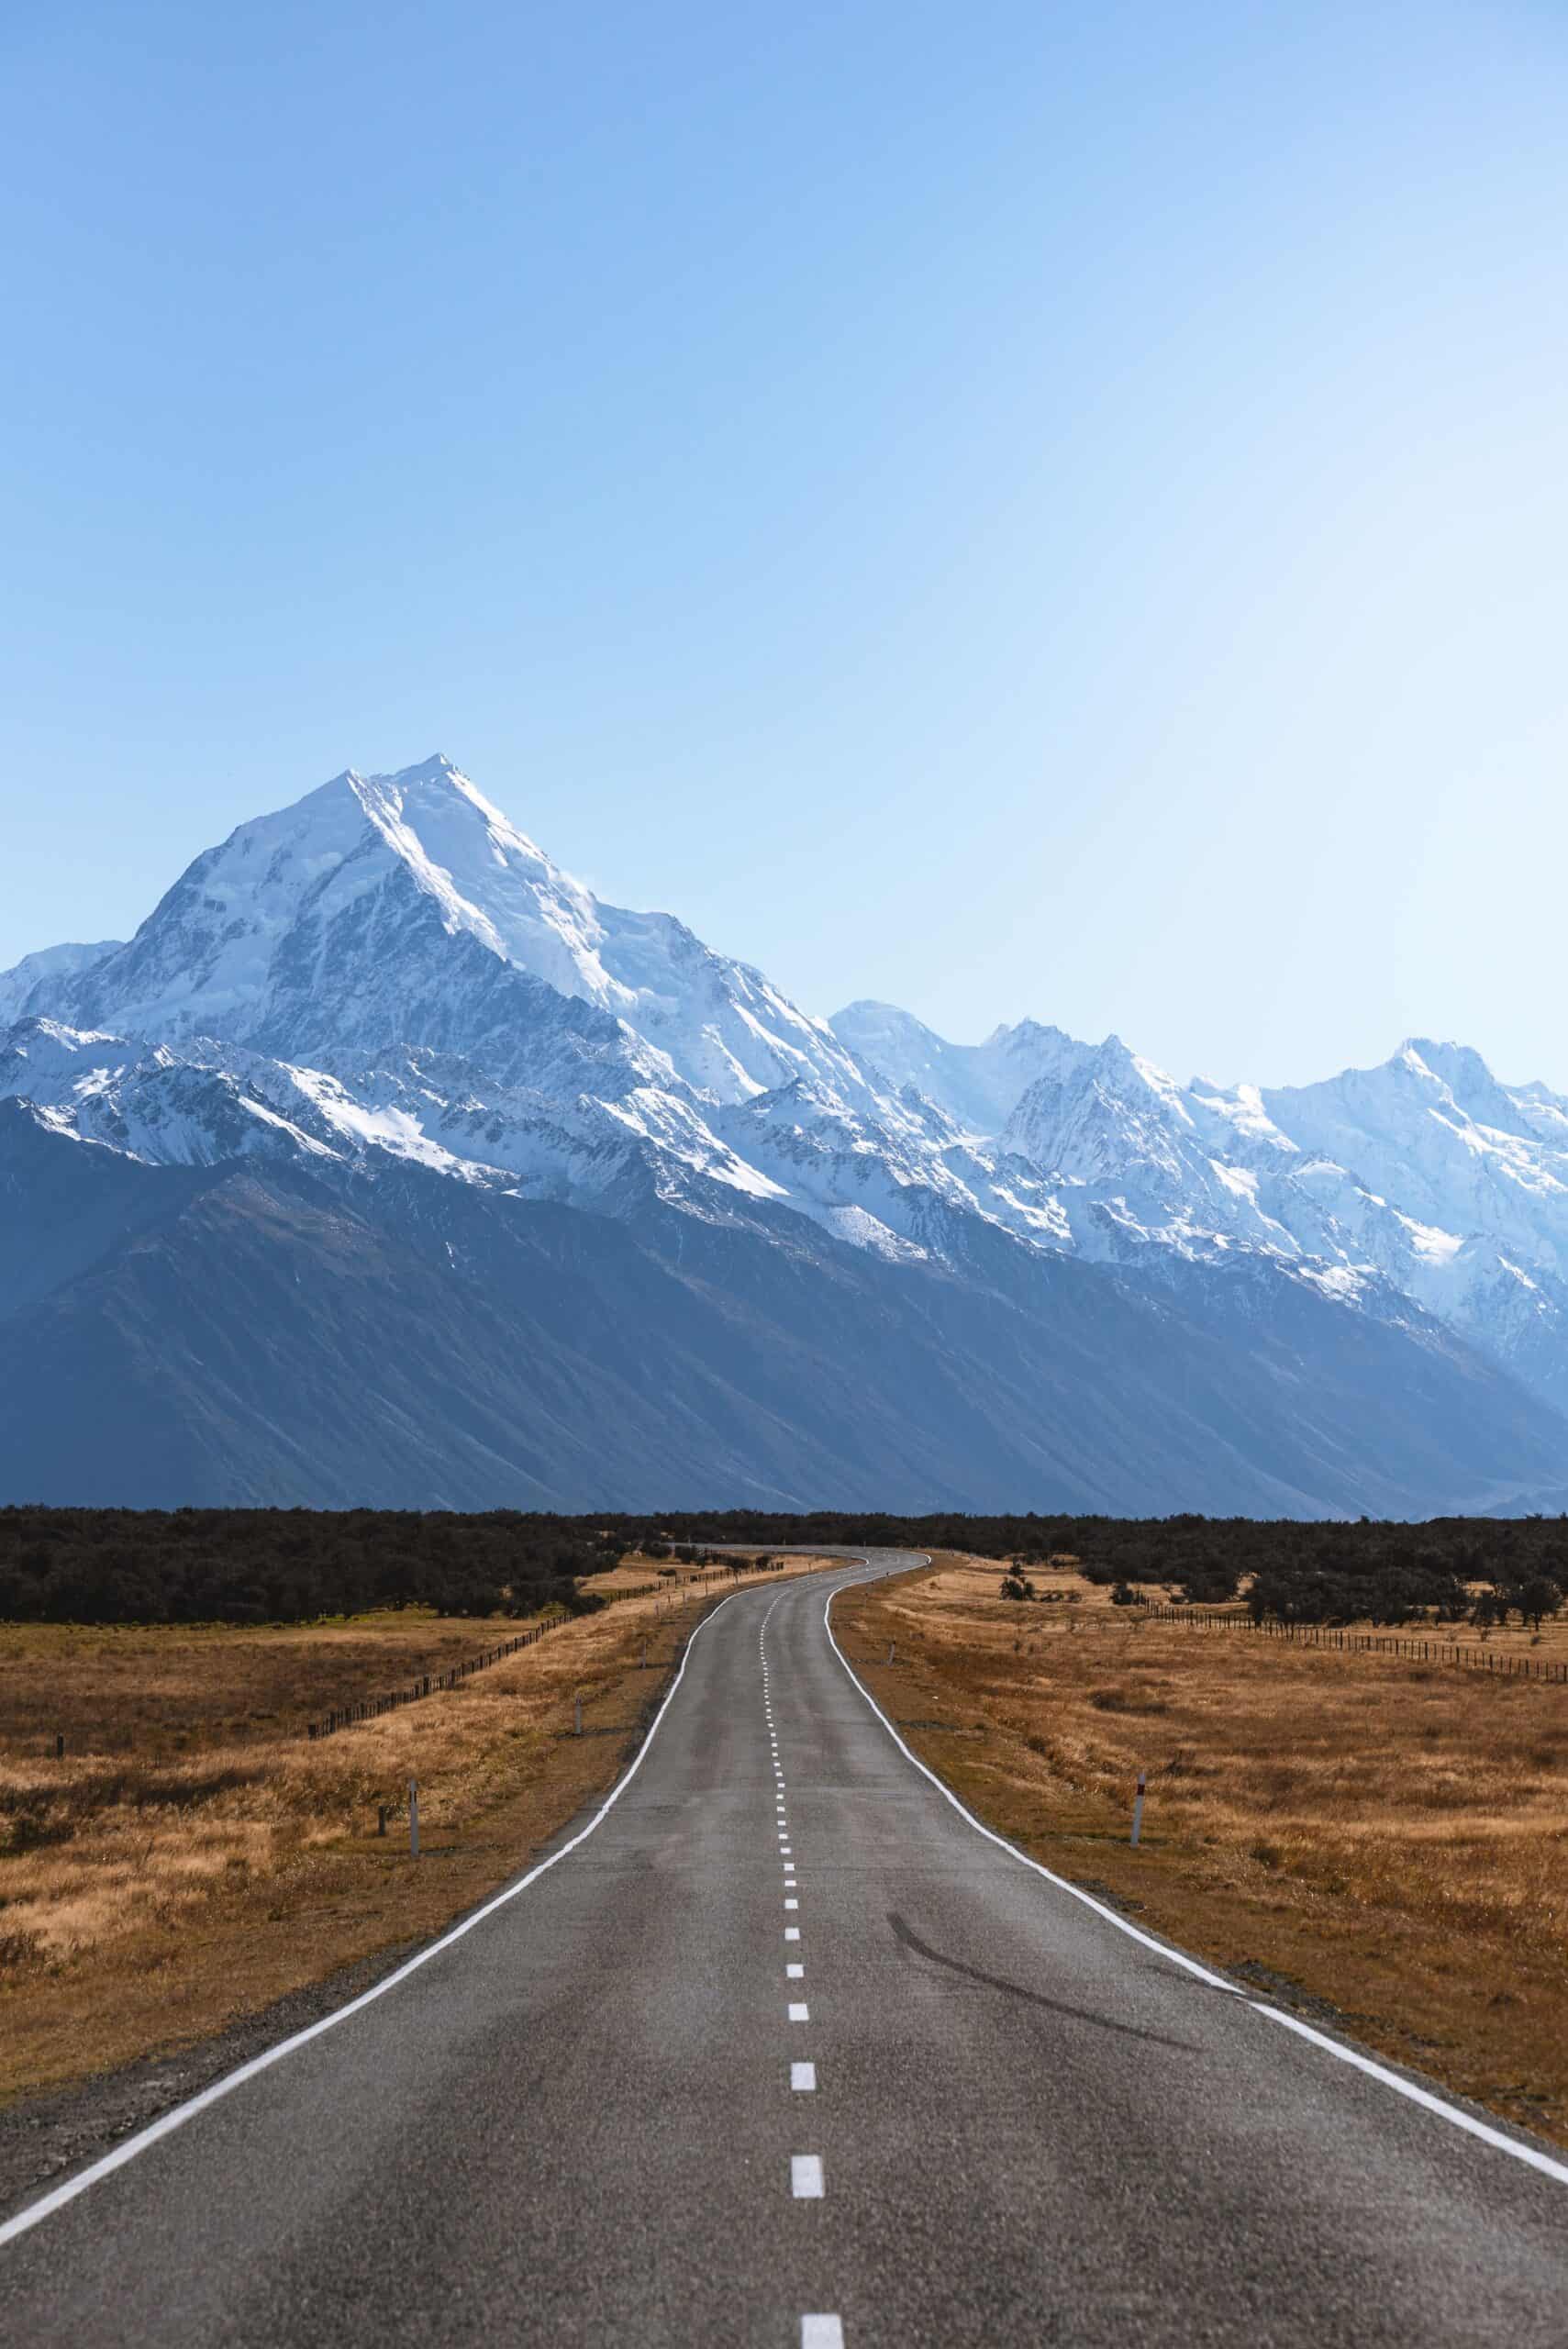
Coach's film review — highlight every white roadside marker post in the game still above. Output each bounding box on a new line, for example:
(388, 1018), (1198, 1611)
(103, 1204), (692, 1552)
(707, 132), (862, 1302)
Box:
(409, 1778), (420, 1860)
(574, 1696), (584, 1737)
(1130, 1768), (1146, 1848)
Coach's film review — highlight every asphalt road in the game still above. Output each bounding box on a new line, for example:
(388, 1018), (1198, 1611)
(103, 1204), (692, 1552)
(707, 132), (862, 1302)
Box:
(4, 1551), (1567, 2346)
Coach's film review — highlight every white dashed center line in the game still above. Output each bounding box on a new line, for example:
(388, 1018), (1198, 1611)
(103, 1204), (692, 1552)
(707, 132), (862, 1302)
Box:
(801, 2318), (842, 2349)
(760, 1596), (840, 2318)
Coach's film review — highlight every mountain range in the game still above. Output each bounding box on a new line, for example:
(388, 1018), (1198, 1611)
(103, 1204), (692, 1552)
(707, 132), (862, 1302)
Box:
(4, 754), (1564, 1516)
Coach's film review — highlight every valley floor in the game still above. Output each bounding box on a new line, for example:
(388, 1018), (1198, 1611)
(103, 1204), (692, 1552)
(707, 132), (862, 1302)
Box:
(834, 1557), (1568, 2152)
(6, 1546), (1562, 2205)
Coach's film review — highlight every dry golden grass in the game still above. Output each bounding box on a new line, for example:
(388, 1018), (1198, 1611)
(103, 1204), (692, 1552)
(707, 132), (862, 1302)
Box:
(0, 1556), (827, 2105)
(0, 1609), (573, 1759)
(581, 1554), (731, 1596)
(839, 1554), (1568, 2148)
(580, 1561), (669, 1594)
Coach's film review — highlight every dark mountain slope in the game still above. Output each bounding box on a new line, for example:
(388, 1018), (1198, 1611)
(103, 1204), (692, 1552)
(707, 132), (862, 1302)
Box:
(0, 1099), (218, 1319)
(2, 1119), (1563, 1514)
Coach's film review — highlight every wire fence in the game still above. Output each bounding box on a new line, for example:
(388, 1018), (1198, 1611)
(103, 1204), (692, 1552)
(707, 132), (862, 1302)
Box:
(1146, 1606), (1568, 1685)
(305, 1616), (571, 1740)
(303, 1554), (789, 1739)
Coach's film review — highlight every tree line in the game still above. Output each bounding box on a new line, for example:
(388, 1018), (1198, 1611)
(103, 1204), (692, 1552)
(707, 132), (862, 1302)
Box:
(613, 1510), (1568, 1631)
(4, 1507), (1566, 1630)
(0, 1508), (623, 1625)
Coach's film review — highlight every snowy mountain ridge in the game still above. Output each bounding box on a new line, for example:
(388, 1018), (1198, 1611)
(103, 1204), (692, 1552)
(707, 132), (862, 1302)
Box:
(833, 1003), (1568, 1407)
(6, 753), (1568, 1444)
(39, 756), (871, 1113)
(0, 938), (122, 1029)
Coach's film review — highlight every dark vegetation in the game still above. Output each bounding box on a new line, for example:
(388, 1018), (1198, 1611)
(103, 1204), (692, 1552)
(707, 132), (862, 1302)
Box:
(646, 1511), (1568, 1632)
(2, 1508), (1566, 1629)
(0, 1510), (625, 1626)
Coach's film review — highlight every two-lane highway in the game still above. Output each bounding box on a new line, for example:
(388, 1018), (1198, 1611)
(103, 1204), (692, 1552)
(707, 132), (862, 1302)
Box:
(4, 1552), (1567, 2344)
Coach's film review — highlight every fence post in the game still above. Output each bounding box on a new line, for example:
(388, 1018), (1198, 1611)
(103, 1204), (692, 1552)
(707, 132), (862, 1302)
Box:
(378, 1805), (388, 1837)
(1130, 1770), (1147, 1848)
(408, 1779), (419, 1859)
(574, 1696), (583, 1737)
(55, 1732), (64, 1758)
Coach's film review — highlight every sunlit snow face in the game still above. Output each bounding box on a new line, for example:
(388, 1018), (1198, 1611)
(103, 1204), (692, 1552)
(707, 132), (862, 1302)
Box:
(9, 755), (1568, 1386)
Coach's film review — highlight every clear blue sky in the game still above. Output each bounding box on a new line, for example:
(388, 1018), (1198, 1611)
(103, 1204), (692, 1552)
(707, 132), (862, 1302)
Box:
(5, 0), (1567, 1086)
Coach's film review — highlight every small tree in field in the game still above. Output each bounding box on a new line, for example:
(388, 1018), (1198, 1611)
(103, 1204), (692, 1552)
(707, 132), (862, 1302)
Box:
(1515, 1576), (1562, 1631)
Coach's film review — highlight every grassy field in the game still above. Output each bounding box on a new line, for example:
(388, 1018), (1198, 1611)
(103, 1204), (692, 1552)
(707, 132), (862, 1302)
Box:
(0, 1554), (828, 2105)
(836, 1555), (1568, 2150)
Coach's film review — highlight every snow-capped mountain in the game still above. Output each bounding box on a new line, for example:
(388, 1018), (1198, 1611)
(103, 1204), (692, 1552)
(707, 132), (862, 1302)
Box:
(831, 1002), (1095, 1136)
(41, 757), (873, 1110)
(0, 939), (121, 1028)
(4, 755), (1566, 1512)
(836, 1002), (1568, 1409)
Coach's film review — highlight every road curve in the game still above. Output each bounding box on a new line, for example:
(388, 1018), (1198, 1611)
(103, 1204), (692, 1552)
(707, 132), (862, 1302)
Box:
(3, 1550), (1567, 2346)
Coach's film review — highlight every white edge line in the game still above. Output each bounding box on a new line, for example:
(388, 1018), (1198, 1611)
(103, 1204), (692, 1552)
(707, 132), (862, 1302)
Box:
(1, 1576), (773, 2251)
(822, 1555), (1568, 2192)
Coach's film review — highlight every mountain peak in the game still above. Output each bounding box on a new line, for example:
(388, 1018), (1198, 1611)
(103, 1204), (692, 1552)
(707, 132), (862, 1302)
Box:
(12, 757), (884, 1111)
(983, 1017), (1076, 1049)
(1398, 1035), (1490, 1085)
(11, 748), (1568, 1516)
(0, 939), (125, 1028)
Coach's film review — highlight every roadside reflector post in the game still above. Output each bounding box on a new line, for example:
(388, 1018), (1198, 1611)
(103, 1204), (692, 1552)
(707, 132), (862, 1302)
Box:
(886, 1642), (895, 1666)
(641, 1642), (648, 1669)
(408, 1779), (419, 1859)
(1130, 1769), (1147, 1848)
(574, 1696), (584, 1737)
